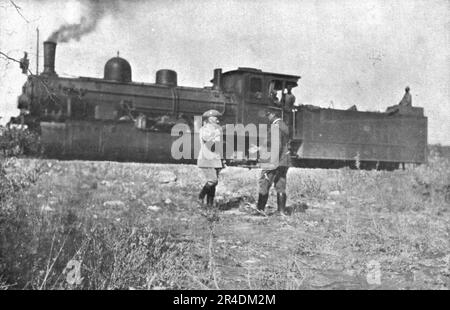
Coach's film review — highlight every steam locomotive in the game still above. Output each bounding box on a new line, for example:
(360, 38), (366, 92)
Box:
(15, 41), (428, 169)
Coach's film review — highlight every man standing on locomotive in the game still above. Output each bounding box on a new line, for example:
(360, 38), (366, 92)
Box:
(253, 109), (291, 216)
(282, 84), (296, 111)
(197, 109), (224, 207)
(281, 84), (296, 136)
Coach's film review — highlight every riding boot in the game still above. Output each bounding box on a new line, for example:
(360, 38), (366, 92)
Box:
(198, 183), (210, 203)
(277, 192), (287, 215)
(256, 193), (269, 211)
(206, 185), (216, 207)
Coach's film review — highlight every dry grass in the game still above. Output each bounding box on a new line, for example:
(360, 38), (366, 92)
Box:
(1, 154), (449, 289)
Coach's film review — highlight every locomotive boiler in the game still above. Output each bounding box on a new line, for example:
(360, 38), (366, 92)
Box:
(15, 41), (428, 169)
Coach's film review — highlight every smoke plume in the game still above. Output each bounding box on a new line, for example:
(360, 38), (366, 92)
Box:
(47, 0), (121, 43)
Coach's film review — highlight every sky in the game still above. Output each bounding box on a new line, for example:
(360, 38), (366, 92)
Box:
(0, 0), (449, 144)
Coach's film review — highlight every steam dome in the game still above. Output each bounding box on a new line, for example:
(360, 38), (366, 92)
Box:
(104, 55), (132, 83)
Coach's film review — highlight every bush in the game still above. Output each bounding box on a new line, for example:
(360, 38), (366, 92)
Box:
(0, 126), (41, 157)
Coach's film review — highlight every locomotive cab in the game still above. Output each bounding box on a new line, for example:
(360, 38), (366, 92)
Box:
(220, 67), (300, 126)
(217, 68), (301, 164)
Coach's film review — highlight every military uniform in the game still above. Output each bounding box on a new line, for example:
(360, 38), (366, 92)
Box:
(256, 114), (291, 214)
(197, 110), (223, 206)
(283, 92), (296, 111)
(282, 90), (296, 136)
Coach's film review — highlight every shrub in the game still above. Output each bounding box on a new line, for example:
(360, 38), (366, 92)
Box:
(0, 126), (41, 158)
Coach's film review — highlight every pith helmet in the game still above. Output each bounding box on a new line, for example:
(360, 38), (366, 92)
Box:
(202, 109), (222, 118)
(265, 109), (280, 117)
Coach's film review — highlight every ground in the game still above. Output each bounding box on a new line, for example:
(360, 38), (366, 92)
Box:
(1, 157), (449, 290)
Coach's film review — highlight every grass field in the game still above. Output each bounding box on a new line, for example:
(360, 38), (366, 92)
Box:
(0, 155), (449, 290)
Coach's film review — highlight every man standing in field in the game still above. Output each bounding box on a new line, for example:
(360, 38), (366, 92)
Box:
(254, 110), (291, 216)
(197, 109), (224, 207)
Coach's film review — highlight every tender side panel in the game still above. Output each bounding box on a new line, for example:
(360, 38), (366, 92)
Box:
(294, 108), (427, 163)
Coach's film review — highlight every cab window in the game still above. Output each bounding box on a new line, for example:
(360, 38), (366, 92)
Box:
(249, 77), (263, 99)
(269, 80), (283, 104)
(250, 77), (262, 92)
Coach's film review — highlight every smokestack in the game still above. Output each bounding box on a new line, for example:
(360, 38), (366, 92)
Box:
(43, 41), (57, 75)
(212, 68), (222, 90)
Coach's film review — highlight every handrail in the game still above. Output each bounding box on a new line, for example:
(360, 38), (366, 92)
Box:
(171, 87), (179, 115)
